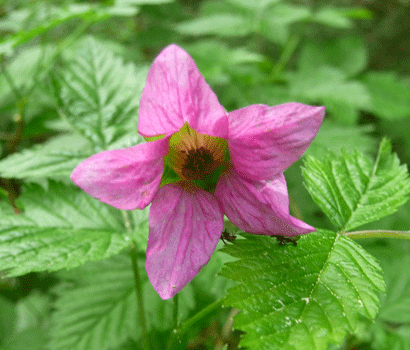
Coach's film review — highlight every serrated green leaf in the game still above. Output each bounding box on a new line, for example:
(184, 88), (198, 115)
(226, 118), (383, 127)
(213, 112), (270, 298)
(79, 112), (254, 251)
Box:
(0, 134), (92, 181)
(302, 139), (410, 231)
(362, 72), (410, 120)
(0, 182), (134, 276)
(49, 254), (139, 350)
(0, 44), (55, 105)
(0, 6), (107, 56)
(220, 230), (384, 350)
(50, 252), (194, 350)
(53, 36), (148, 149)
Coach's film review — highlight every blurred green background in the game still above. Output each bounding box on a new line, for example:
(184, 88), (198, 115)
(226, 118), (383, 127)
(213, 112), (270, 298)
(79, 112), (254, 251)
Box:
(1, 0), (410, 349)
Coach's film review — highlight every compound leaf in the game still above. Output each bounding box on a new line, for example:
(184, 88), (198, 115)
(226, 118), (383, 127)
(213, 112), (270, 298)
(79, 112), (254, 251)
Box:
(0, 134), (92, 181)
(0, 182), (134, 276)
(302, 139), (410, 231)
(220, 230), (385, 350)
(53, 36), (148, 149)
(49, 254), (139, 350)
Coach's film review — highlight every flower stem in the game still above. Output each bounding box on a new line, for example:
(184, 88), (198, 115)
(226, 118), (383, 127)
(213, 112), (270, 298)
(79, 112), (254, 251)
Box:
(166, 299), (224, 350)
(343, 230), (410, 240)
(173, 293), (179, 330)
(130, 242), (150, 350)
(122, 210), (150, 350)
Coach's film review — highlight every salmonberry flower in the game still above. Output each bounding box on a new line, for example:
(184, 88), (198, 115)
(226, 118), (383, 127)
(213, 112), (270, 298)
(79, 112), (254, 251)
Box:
(71, 44), (325, 299)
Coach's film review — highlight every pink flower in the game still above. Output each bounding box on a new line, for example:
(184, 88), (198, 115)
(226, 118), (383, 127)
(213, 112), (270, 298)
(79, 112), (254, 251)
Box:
(71, 44), (325, 299)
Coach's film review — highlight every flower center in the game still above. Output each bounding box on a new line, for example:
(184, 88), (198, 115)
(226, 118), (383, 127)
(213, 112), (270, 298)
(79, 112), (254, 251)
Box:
(163, 122), (229, 192)
(182, 146), (215, 179)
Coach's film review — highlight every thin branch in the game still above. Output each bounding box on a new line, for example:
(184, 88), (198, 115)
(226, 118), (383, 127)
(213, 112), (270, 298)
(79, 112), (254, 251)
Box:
(166, 299), (224, 350)
(122, 210), (150, 350)
(343, 230), (410, 240)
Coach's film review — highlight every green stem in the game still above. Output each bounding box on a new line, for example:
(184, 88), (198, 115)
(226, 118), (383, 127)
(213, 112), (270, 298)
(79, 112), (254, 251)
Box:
(343, 230), (410, 240)
(122, 210), (150, 350)
(166, 299), (224, 350)
(130, 243), (150, 350)
(173, 293), (179, 330)
(271, 33), (301, 82)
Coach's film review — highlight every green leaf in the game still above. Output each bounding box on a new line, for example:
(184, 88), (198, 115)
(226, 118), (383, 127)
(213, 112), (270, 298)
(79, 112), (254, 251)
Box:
(312, 7), (353, 29)
(1, 291), (50, 350)
(0, 5), (107, 56)
(260, 3), (311, 44)
(379, 254), (410, 324)
(362, 72), (410, 120)
(287, 67), (370, 124)
(307, 120), (376, 159)
(0, 296), (16, 344)
(107, 339), (140, 350)
(14, 291), (50, 333)
(49, 254), (139, 350)
(175, 14), (251, 37)
(302, 139), (410, 231)
(50, 252), (195, 350)
(220, 230), (385, 350)
(0, 182), (133, 276)
(117, 0), (174, 4)
(53, 36), (148, 149)
(191, 243), (237, 301)
(225, 0), (280, 11)
(0, 134), (92, 181)
(370, 322), (410, 350)
(344, 7), (374, 20)
(0, 44), (55, 104)
(299, 36), (368, 78)
(364, 240), (410, 325)
(185, 40), (263, 83)
(2, 327), (48, 350)
(288, 67), (370, 108)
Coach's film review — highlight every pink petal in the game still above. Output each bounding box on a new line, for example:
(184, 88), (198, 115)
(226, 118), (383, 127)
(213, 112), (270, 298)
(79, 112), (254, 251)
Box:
(228, 103), (325, 181)
(71, 137), (169, 210)
(138, 44), (228, 139)
(146, 183), (224, 299)
(214, 167), (315, 236)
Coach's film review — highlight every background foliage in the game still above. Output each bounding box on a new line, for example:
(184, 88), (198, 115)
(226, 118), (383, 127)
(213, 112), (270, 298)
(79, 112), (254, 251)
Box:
(1, 0), (410, 349)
